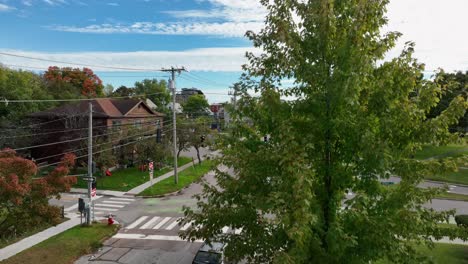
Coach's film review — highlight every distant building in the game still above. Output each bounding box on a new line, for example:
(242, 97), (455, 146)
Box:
(176, 88), (205, 104)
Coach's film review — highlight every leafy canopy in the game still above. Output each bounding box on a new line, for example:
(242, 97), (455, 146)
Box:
(180, 0), (468, 263)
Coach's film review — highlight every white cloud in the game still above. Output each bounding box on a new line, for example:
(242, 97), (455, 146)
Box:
(22, 0), (33, 7)
(49, 0), (266, 37)
(49, 21), (263, 37)
(107, 2), (119, 6)
(0, 3), (15, 11)
(384, 0), (468, 71)
(0, 47), (259, 72)
(43, 0), (67, 5)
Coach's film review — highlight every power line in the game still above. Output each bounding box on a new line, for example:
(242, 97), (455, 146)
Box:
(0, 91), (171, 103)
(185, 71), (232, 87)
(9, 121), (167, 152)
(0, 52), (164, 72)
(0, 118), (172, 138)
(37, 128), (174, 169)
(33, 126), (168, 162)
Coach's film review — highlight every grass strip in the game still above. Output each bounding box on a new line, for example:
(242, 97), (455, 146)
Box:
(414, 144), (468, 160)
(73, 156), (192, 191)
(139, 160), (213, 196)
(376, 243), (468, 264)
(436, 192), (468, 202)
(0, 223), (118, 264)
(0, 219), (66, 249)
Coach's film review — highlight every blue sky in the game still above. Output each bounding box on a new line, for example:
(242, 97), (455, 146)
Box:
(0, 0), (467, 103)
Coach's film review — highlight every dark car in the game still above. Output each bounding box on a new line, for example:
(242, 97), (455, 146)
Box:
(193, 242), (225, 264)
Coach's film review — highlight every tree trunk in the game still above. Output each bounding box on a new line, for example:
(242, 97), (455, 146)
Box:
(195, 146), (201, 164)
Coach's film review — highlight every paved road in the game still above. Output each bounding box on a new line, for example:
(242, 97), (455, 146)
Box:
(74, 167), (218, 264)
(388, 176), (468, 195)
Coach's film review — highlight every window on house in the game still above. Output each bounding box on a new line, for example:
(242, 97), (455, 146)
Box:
(112, 120), (122, 130)
(134, 119), (142, 129)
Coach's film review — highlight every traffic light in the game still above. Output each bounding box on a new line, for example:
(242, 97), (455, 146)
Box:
(78, 198), (85, 213)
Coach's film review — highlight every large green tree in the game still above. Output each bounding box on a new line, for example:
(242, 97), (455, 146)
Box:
(134, 79), (171, 112)
(182, 94), (210, 117)
(180, 1), (468, 263)
(427, 70), (467, 133)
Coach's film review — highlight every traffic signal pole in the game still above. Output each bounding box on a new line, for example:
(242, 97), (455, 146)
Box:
(86, 102), (93, 225)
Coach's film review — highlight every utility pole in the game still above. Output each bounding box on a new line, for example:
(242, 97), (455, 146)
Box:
(86, 102), (93, 225)
(162, 67), (185, 184)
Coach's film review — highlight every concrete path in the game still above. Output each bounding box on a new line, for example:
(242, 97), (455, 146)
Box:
(0, 215), (81, 261)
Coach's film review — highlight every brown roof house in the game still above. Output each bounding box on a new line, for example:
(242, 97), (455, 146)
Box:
(29, 99), (164, 163)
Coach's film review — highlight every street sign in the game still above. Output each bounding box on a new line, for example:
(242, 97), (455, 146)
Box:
(149, 161), (154, 171)
(82, 177), (95, 182)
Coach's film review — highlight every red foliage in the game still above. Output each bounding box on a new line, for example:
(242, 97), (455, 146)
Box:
(44, 66), (104, 97)
(0, 149), (77, 217)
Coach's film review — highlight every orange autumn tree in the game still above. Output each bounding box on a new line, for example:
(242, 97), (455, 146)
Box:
(44, 66), (104, 98)
(0, 149), (77, 238)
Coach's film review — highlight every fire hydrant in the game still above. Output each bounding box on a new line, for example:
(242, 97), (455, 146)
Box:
(107, 214), (114, 225)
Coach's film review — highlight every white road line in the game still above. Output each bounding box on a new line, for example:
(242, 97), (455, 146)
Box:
(180, 221), (193, 231)
(94, 207), (118, 212)
(153, 217), (171, 229)
(102, 201), (130, 205)
(126, 216), (149, 229)
(222, 227), (229, 233)
(165, 218), (181, 230)
(95, 204), (125, 208)
(140, 217), (160, 229)
(64, 204), (78, 212)
(113, 233), (203, 242)
(110, 197), (135, 202)
(94, 211), (105, 215)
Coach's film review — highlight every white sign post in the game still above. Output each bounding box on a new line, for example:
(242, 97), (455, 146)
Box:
(149, 161), (154, 188)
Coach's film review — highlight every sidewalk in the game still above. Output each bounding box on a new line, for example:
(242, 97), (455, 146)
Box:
(0, 215), (81, 261)
(126, 159), (197, 195)
(69, 188), (129, 197)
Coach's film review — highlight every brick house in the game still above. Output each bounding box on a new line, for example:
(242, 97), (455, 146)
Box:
(28, 99), (164, 163)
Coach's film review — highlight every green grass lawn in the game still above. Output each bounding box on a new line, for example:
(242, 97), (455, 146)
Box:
(376, 243), (468, 264)
(425, 167), (468, 185)
(0, 218), (67, 249)
(73, 157), (192, 191)
(413, 144), (468, 185)
(139, 160), (213, 196)
(436, 191), (468, 202)
(414, 144), (468, 160)
(0, 223), (118, 264)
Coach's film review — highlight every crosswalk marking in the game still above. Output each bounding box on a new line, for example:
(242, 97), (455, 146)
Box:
(153, 217), (171, 229)
(113, 233), (203, 242)
(180, 221), (193, 231)
(140, 217), (160, 229)
(102, 201), (130, 205)
(127, 216), (149, 229)
(110, 197), (135, 202)
(94, 207), (118, 212)
(165, 218), (181, 230)
(95, 203), (125, 208)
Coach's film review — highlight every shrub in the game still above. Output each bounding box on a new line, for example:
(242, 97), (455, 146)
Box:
(455, 215), (468, 227)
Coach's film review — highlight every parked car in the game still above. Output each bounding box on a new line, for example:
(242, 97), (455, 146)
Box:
(193, 242), (225, 264)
